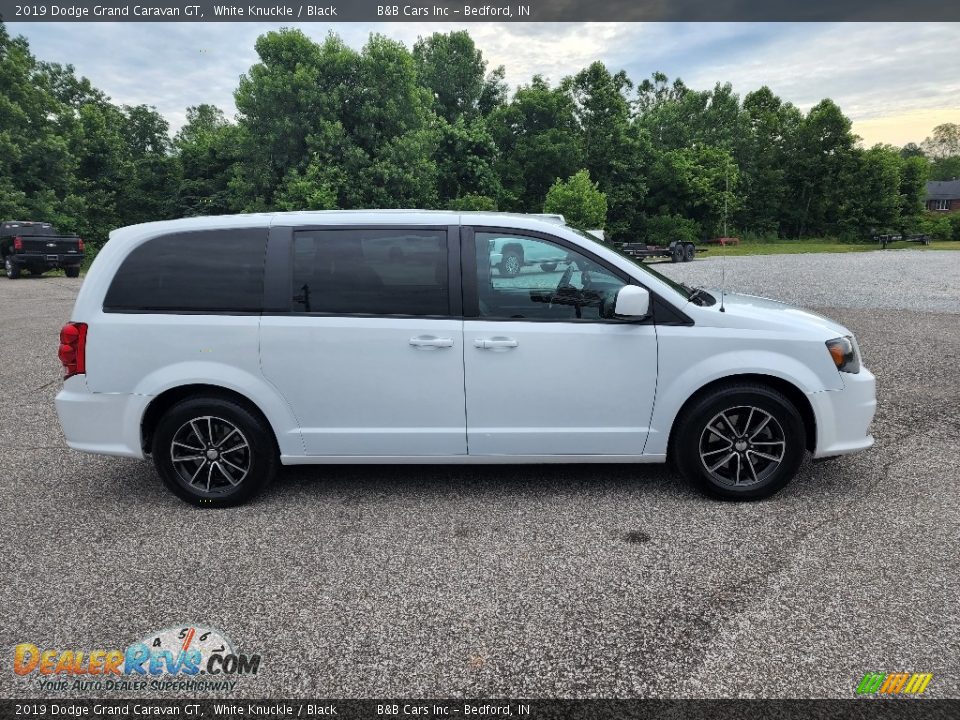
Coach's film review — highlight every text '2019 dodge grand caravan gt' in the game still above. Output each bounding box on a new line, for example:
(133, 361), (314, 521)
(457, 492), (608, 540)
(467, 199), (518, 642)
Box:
(55, 211), (876, 507)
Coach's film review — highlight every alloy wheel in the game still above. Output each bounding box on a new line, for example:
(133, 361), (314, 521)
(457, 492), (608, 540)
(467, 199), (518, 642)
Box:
(698, 405), (786, 487)
(169, 415), (251, 494)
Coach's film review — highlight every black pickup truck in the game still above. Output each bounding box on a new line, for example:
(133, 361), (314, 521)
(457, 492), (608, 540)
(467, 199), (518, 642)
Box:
(1, 221), (85, 279)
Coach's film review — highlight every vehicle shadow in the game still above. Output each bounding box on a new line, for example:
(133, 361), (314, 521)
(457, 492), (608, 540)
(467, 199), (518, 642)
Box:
(262, 453), (861, 507)
(274, 461), (691, 500)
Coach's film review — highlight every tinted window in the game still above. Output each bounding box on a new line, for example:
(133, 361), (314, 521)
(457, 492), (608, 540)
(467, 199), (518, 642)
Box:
(291, 229), (449, 316)
(477, 232), (626, 321)
(104, 229), (267, 312)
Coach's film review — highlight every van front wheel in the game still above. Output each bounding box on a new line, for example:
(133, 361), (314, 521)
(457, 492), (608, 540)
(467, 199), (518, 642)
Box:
(152, 397), (277, 507)
(673, 383), (806, 500)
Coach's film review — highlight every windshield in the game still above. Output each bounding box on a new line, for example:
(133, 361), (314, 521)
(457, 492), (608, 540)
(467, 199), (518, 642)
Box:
(568, 228), (694, 300)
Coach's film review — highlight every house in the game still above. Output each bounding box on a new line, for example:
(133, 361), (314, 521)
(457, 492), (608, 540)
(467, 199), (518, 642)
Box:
(925, 180), (960, 212)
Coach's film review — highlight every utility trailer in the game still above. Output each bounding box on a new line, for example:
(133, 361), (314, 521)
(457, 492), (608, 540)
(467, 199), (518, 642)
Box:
(874, 233), (931, 249)
(616, 240), (705, 263)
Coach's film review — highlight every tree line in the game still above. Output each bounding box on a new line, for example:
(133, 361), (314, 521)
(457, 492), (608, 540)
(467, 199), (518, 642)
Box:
(2, 22), (957, 250)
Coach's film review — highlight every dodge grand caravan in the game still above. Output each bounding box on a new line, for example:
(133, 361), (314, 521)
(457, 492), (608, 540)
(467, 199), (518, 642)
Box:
(55, 211), (876, 507)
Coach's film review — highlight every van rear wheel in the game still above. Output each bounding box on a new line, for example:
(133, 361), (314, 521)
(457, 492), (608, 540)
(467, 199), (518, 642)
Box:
(152, 397), (277, 507)
(672, 383), (805, 500)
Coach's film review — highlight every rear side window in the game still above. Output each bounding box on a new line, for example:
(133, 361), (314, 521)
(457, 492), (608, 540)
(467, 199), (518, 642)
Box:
(104, 229), (267, 312)
(291, 229), (449, 316)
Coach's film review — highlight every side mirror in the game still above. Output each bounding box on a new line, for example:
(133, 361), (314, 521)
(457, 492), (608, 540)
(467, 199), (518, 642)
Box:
(614, 285), (650, 319)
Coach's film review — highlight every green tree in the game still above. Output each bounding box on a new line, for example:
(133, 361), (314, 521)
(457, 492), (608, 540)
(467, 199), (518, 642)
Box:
(413, 30), (484, 122)
(646, 145), (739, 239)
(562, 62), (632, 189)
(920, 123), (960, 182)
(900, 142), (925, 159)
(563, 63), (650, 240)
(233, 28), (335, 209)
(898, 154), (929, 231)
(174, 105), (243, 216)
(0, 23), (71, 220)
(435, 116), (502, 206)
(447, 194), (497, 211)
(920, 123), (960, 159)
(233, 30), (438, 210)
(733, 87), (803, 236)
(929, 156), (960, 181)
(488, 76), (583, 211)
(118, 104), (178, 225)
(838, 145), (902, 238)
(783, 99), (859, 237)
(543, 169), (608, 230)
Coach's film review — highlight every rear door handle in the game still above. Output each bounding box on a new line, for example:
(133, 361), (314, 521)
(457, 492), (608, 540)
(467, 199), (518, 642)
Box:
(409, 335), (454, 349)
(474, 337), (519, 350)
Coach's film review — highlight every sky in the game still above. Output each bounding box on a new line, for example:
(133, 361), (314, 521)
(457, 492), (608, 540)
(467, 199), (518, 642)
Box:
(7, 21), (959, 147)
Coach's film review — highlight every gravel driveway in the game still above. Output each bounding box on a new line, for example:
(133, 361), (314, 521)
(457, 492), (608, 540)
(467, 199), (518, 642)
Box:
(654, 249), (960, 313)
(1, 250), (958, 700)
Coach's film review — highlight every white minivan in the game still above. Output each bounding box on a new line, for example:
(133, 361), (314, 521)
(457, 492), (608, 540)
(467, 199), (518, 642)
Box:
(55, 211), (875, 507)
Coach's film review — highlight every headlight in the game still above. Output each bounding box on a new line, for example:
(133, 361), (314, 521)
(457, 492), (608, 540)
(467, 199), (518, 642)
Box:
(826, 336), (860, 374)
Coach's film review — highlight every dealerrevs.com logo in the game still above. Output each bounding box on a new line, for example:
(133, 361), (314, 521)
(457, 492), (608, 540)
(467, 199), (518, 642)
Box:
(13, 625), (261, 692)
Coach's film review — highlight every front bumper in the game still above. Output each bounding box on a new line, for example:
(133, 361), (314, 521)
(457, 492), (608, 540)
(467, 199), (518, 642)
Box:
(55, 375), (148, 458)
(809, 366), (877, 458)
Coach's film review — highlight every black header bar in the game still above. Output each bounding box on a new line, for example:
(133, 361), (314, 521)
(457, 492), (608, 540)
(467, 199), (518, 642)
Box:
(1, 0), (958, 22)
(2, 699), (960, 719)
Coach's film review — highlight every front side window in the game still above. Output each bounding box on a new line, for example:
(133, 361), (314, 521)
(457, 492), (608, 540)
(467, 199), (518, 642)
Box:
(291, 229), (449, 316)
(103, 229), (267, 312)
(475, 231), (627, 321)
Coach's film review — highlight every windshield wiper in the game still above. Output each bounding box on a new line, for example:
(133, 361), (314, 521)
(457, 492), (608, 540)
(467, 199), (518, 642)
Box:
(687, 286), (716, 306)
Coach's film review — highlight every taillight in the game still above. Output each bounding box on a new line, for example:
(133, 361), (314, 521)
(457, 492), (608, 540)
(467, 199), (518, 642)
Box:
(78, 238), (85, 251)
(13, 236), (23, 250)
(58, 322), (88, 379)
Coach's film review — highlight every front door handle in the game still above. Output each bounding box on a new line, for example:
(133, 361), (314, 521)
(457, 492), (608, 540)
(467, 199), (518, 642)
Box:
(409, 335), (454, 349)
(474, 337), (519, 350)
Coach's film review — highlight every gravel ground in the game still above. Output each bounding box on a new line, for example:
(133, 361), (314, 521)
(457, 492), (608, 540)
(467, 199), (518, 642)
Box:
(653, 249), (960, 313)
(1, 251), (958, 700)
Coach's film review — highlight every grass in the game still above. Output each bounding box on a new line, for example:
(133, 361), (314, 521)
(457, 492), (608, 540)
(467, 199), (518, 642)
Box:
(701, 239), (960, 257)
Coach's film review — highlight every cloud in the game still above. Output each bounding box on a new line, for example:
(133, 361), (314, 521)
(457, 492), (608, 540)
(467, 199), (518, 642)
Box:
(677, 23), (960, 120)
(6, 21), (958, 145)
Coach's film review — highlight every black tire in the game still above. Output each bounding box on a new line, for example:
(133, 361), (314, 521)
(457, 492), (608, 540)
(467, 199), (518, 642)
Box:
(672, 382), (806, 500)
(540, 262), (558, 272)
(65, 266), (80, 278)
(683, 244), (695, 262)
(670, 244), (684, 263)
(500, 251), (522, 278)
(5, 257), (20, 279)
(152, 396), (278, 507)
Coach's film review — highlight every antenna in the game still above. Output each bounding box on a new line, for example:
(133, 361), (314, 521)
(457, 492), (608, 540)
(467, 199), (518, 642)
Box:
(719, 166), (729, 312)
(719, 264), (726, 312)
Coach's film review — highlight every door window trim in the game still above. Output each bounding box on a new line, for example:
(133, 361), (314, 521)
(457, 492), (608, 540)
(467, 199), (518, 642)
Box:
(462, 225), (685, 325)
(264, 224), (462, 319)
